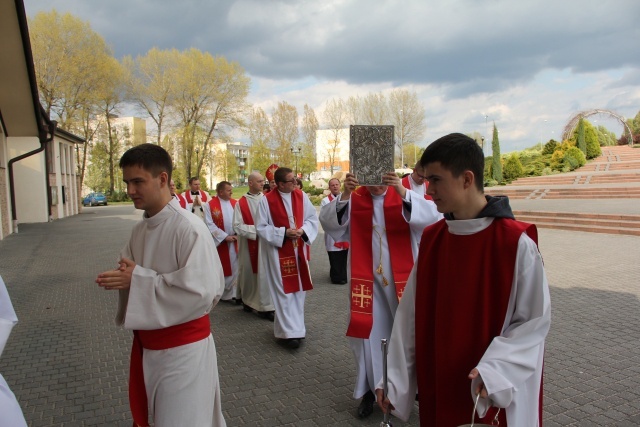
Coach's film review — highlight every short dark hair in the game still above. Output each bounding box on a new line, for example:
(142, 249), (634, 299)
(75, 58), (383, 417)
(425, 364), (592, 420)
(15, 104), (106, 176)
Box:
(274, 167), (293, 184)
(419, 133), (484, 192)
(216, 181), (231, 192)
(188, 177), (200, 184)
(119, 144), (172, 181)
(295, 177), (303, 187)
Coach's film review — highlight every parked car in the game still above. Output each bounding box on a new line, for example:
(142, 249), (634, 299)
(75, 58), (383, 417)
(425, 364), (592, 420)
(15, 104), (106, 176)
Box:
(82, 192), (107, 207)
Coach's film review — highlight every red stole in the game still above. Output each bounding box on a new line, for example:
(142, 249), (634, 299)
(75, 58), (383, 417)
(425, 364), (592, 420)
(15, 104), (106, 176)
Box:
(401, 175), (432, 200)
(174, 193), (186, 209)
(346, 187), (413, 339)
(238, 196), (259, 274)
(184, 190), (209, 204)
(208, 197), (238, 277)
(328, 194), (349, 250)
(414, 218), (540, 426)
(129, 315), (211, 427)
(265, 189), (313, 294)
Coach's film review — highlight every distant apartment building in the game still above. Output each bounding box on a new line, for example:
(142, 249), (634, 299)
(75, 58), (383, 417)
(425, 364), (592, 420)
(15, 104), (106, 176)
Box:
(110, 116), (147, 146)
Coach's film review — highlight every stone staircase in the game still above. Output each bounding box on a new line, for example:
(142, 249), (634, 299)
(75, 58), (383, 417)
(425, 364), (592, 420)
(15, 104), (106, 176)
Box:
(513, 210), (640, 237)
(485, 145), (640, 200)
(486, 145), (640, 235)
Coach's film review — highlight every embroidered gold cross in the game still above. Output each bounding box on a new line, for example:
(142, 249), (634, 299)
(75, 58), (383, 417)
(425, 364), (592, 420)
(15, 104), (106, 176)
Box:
(352, 283), (372, 309)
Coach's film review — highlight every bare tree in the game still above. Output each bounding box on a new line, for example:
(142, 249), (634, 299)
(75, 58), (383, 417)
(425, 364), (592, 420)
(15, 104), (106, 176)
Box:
(271, 101), (299, 166)
(322, 98), (348, 175)
(388, 89), (426, 167)
(361, 92), (388, 125)
(300, 104), (319, 178)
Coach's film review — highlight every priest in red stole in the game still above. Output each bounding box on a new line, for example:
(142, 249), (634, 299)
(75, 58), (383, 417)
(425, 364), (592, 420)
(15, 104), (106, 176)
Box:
(169, 179), (187, 209)
(182, 177), (210, 218)
(319, 171), (441, 418)
(233, 172), (275, 319)
(401, 161), (432, 200)
(256, 167), (318, 349)
(376, 133), (550, 426)
(204, 181), (238, 302)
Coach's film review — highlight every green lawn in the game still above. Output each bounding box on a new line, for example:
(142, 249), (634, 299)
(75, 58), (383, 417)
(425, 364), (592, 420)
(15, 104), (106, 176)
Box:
(232, 186), (249, 199)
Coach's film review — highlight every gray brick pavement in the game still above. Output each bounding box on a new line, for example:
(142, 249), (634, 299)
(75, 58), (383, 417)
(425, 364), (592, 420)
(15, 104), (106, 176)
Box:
(0, 204), (638, 426)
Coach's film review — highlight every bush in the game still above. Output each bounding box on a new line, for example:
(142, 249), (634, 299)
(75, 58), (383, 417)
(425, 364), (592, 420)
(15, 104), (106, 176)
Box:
(542, 139), (560, 155)
(564, 146), (586, 170)
(503, 153), (525, 182)
(484, 178), (499, 187)
(107, 191), (129, 202)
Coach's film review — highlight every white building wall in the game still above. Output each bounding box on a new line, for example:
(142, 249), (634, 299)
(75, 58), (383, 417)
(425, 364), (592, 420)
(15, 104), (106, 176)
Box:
(0, 125), (8, 240)
(7, 136), (48, 224)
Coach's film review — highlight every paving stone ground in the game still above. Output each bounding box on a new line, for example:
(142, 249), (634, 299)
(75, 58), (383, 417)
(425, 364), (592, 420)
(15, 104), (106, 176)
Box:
(0, 203), (639, 426)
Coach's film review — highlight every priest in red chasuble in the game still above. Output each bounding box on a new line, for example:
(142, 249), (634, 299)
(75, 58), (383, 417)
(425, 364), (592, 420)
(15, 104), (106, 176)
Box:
(376, 133), (551, 427)
(319, 171), (441, 418)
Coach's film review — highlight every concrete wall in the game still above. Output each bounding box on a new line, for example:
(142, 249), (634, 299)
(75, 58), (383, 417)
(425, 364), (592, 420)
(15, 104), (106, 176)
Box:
(0, 125), (8, 239)
(7, 136), (48, 224)
(50, 139), (79, 220)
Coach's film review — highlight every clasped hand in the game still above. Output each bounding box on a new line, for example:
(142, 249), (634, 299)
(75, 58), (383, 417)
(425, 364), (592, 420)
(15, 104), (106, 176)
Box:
(96, 258), (136, 290)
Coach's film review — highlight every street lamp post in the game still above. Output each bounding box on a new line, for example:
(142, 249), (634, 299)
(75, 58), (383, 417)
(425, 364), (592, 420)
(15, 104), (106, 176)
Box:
(481, 136), (485, 155)
(400, 109), (404, 168)
(195, 147), (200, 176)
(290, 146), (301, 177)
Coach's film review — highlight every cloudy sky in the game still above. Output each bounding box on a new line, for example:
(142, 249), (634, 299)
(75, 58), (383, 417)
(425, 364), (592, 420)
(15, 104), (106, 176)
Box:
(24, 0), (640, 153)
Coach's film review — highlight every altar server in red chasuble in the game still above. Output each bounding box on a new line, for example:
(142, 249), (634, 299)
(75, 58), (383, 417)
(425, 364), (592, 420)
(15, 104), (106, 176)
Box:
(256, 167), (318, 349)
(319, 171), (441, 418)
(376, 133), (551, 427)
(204, 181), (239, 302)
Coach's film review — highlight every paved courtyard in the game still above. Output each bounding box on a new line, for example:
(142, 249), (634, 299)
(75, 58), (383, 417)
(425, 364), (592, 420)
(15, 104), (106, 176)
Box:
(0, 203), (639, 426)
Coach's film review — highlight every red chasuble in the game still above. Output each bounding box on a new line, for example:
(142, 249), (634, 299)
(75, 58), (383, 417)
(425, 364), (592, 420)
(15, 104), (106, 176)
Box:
(346, 186), (413, 339)
(184, 190), (209, 203)
(265, 189), (313, 294)
(208, 197), (238, 277)
(401, 175), (432, 200)
(238, 196), (259, 274)
(414, 218), (540, 426)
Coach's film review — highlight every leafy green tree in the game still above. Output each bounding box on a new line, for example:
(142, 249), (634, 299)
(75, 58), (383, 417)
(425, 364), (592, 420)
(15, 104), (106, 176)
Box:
(29, 10), (116, 188)
(491, 124), (502, 182)
(584, 122), (602, 159)
(564, 146), (587, 170)
(247, 107), (273, 175)
(503, 153), (524, 182)
(542, 139), (560, 155)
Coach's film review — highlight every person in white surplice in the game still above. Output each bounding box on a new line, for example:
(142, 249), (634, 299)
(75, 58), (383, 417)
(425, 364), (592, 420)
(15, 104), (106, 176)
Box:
(375, 134), (550, 426)
(0, 275), (28, 427)
(96, 144), (226, 427)
(255, 167), (318, 349)
(319, 178), (350, 285)
(319, 171), (441, 418)
(233, 172), (275, 320)
(204, 181), (239, 302)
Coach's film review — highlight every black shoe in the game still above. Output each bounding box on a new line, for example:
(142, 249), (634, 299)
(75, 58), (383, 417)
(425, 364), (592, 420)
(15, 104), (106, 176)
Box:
(234, 298), (243, 305)
(287, 338), (300, 349)
(258, 311), (274, 321)
(357, 390), (375, 418)
(243, 304), (253, 312)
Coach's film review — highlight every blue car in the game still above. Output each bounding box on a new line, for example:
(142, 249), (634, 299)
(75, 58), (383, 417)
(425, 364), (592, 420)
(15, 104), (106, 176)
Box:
(82, 192), (108, 207)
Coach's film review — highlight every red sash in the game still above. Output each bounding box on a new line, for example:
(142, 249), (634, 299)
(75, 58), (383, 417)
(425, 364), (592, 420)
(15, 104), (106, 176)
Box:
(238, 196), (259, 274)
(184, 190), (209, 203)
(402, 175), (432, 200)
(129, 315), (211, 427)
(265, 189), (313, 294)
(174, 193), (187, 209)
(346, 187), (413, 339)
(328, 194), (350, 250)
(209, 197), (238, 277)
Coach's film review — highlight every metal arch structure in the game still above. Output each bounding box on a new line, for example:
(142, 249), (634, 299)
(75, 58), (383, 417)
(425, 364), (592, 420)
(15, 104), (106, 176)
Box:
(562, 109), (633, 145)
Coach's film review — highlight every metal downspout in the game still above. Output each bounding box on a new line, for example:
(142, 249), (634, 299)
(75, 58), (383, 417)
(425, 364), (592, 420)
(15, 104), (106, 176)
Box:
(7, 119), (56, 232)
